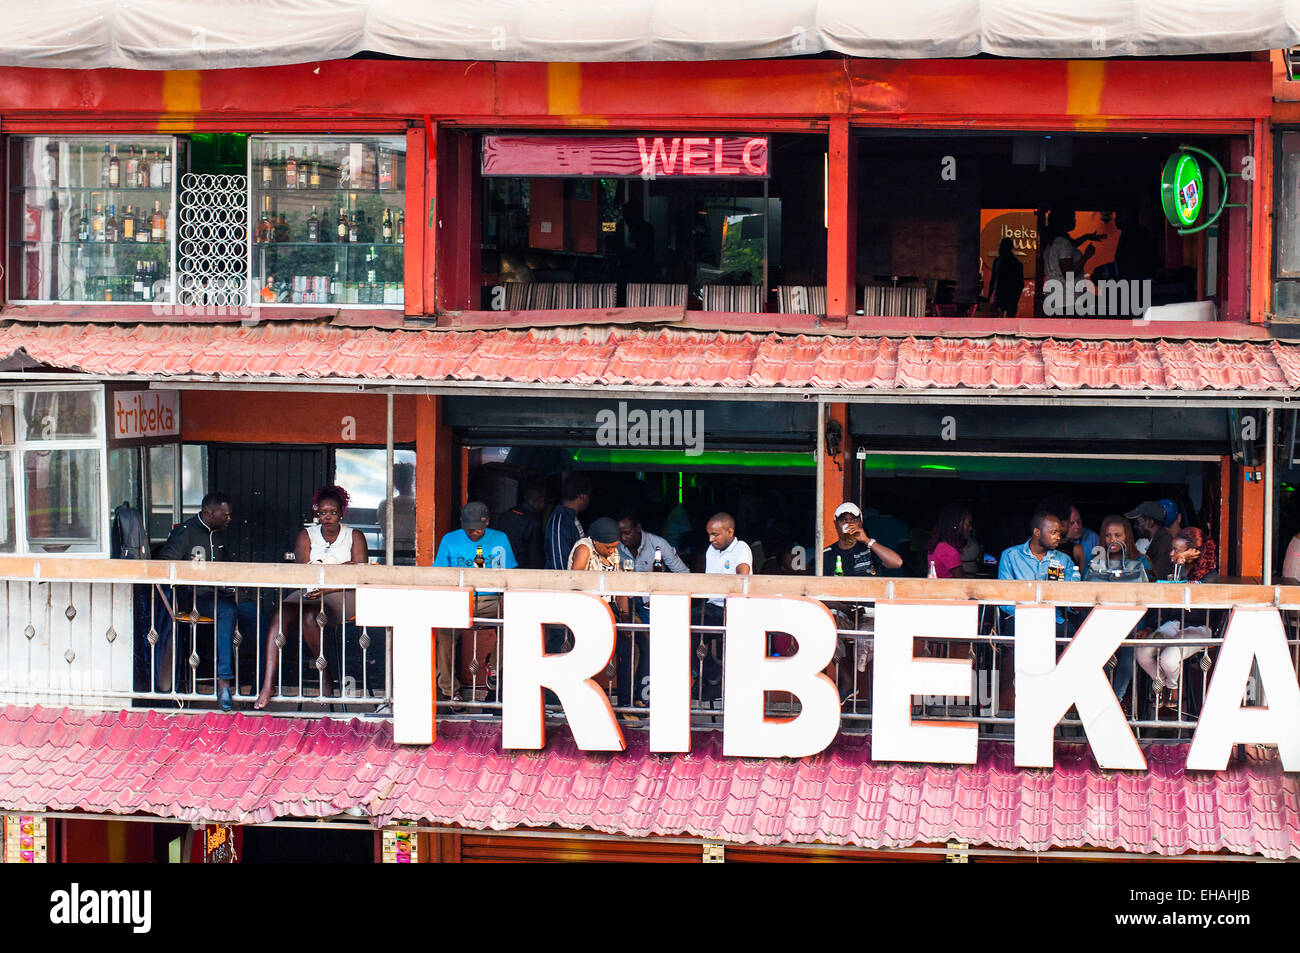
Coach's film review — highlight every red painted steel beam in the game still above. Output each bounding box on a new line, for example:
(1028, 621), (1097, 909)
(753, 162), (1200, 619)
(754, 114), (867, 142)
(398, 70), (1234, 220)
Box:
(0, 59), (1271, 126)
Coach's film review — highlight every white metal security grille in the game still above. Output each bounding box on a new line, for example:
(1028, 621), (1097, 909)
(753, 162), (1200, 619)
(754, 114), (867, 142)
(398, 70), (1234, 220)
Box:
(176, 173), (248, 309)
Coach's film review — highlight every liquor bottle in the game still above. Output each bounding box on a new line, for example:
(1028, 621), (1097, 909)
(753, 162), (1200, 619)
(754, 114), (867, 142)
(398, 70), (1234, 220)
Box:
(275, 213), (290, 244)
(309, 145), (321, 188)
(653, 547), (665, 572)
(379, 147), (392, 190)
(149, 150), (163, 189)
(106, 204), (118, 243)
(261, 143), (273, 188)
(256, 196), (274, 244)
(285, 147), (297, 189)
(77, 201), (89, 242)
(330, 261), (341, 301)
(101, 145), (112, 187)
(139, 151), (151, 189)
(108, 145), (120, 188)
(133, 261), (144, 300)
(122, 205), (135, 242)
(474, 545), (485, 568)
(150, 201), (165, 242)
(381, 208), (393, 243)
(92, 204), (105, 242)
(307, 205), (320, 243)
(834, 554), (844, 577)
(348, 214), (358, 244)
(125, 148), (138, 189)
(396, 210), (404, 244)
(336, 206), (348, 242)
(160, 150), (171, 188)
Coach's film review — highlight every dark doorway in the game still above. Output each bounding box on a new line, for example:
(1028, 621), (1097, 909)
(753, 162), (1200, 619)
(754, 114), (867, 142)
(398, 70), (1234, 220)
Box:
(210, 445), (326, 563)
(241, 825), (376, 863)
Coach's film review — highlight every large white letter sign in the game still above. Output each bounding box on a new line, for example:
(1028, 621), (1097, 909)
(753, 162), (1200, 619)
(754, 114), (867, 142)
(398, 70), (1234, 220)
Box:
(872, 602), (978, 764)
(1015, 606), (1146, 770)
(355, 588), (471, 745)
(1187, 608), (1300, 771)
(501, 591), (624, 752)
(648, 594), (692, 753)
(722, 597), (840, 758)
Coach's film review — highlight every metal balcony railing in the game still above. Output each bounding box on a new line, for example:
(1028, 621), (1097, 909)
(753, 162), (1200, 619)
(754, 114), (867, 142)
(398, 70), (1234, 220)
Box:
(0, 558), (1296, 747)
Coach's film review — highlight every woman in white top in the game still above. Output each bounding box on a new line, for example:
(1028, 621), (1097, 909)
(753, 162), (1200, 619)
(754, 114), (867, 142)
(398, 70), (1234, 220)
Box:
(255, 486), (368, 710)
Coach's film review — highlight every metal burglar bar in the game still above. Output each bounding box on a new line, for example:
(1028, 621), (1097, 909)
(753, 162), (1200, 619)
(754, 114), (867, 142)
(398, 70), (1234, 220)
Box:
(0, 559), (1297, 746)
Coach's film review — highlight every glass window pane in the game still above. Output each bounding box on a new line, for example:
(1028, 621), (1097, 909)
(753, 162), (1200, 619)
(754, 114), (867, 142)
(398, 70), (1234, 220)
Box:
(334, 447), (416, 560)
(109, 446), (142, 512)
(148, 443), (177, 540)
(23, 448), (102, 551)
(250, 135), (406, 307)
(0, 452), (15, 553)
(181, 444), (207, 518)
(19, 389), (100, 440)
(8, 136), (175, 303)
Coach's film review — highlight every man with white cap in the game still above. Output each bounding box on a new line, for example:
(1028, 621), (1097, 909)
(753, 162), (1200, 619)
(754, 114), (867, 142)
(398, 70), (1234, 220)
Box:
(823, 502), (904, 576)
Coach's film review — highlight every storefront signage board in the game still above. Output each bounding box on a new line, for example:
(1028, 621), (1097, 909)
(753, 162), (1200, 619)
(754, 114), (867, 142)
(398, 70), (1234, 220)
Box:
(482, 135), (769, 178)
(1161, 151), (1204, 228)
(356, 589), (1300, 772)
(108, 389), (179, 445)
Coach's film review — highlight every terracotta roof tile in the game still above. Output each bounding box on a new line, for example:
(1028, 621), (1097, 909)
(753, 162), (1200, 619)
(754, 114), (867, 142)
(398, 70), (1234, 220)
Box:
(0, 324), (1297, 394)
(1, 705), (1297, 856)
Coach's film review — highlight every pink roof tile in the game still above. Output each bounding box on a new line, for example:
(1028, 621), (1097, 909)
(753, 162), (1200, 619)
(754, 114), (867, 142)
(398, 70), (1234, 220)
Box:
(0, 324), (1297, 394)
(0, 706), (1296, 857)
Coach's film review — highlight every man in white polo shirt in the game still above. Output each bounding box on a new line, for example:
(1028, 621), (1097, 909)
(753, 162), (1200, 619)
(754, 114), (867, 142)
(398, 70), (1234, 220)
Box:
(697, 512), (751, 700)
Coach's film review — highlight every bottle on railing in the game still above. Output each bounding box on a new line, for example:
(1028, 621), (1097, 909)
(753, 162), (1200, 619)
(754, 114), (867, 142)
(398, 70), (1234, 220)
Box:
(653, 547), (665, 572)
(928, 560), (938, 579)
(473, 545), (485, 568)
(834, 554), (844, 576)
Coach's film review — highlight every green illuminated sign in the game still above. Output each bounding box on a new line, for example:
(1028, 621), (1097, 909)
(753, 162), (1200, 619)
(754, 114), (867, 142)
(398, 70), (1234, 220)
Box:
(1159, 145), (1243, 236)
(1161, 152), (1203, 228)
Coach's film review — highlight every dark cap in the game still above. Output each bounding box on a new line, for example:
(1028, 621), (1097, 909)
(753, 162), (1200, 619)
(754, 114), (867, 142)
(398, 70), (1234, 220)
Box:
(460, 501), (489, 530)
(1124, 501), (1165, 523)
(588, 517), (620, 544)
(1156, 498), (1180, 528)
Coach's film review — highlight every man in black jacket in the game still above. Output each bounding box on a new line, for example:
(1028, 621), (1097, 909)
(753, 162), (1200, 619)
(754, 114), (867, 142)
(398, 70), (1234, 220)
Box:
(154, 491), (259, 710)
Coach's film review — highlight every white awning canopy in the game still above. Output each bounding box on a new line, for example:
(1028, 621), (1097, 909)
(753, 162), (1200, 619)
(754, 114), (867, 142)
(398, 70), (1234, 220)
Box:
(0, 0), (1297, 69)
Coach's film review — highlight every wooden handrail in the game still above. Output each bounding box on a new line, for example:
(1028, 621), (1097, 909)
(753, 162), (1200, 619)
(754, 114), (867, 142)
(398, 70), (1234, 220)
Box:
(0, 557), (1296, 608)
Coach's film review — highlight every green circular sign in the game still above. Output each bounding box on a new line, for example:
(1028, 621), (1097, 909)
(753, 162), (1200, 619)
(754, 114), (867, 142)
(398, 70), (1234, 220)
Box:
(1161, 152), (1204, 228)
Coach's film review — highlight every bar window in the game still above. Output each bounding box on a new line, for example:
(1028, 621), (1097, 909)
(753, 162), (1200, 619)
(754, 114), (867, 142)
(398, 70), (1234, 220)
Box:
(7, 136), (176, 303)
(249, 135), (407, 306)
(476, 133), (824, 314)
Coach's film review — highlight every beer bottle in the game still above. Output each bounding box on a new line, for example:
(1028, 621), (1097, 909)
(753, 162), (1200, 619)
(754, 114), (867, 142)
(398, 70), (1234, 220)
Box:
(653, 547), (665, 572)
(928, 560), (938, 579)
(834, 554), (844, 576)
(473, 545), (485, 568)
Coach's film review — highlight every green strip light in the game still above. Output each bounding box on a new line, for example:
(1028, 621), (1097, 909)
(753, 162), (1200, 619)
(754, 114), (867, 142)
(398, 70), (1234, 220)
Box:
(571, 449), (814, 469)
(921, 464), (957, 471)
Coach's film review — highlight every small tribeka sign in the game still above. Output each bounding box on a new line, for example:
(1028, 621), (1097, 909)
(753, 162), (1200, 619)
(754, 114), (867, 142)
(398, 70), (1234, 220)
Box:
(112, 390), (178, 441)
(355, 590), (1300, 772)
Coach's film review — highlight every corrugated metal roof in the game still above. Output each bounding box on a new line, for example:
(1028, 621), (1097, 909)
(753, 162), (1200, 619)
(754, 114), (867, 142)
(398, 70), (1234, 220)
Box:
(1, 706), (1296, 857)
(1, 323), (1298, 394)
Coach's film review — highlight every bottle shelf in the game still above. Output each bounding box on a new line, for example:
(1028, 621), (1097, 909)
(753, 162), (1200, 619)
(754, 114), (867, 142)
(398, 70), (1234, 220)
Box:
(9, 186), (173, 194)
(252, 241), (405, 248)
(8, 240), (170, 247)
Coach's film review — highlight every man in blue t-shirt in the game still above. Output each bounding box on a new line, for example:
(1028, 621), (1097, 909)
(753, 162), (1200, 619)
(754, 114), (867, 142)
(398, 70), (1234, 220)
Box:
(432, 502), (517, 701)
(434, 501), (518, 570)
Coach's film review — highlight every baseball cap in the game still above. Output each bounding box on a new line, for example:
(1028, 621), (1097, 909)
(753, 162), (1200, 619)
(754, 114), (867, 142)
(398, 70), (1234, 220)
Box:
(1124, 501), (1165, 523)
(1156, 499), (1180, 528)
(834, 502), (863, 519)
(460, 501), (489, 530)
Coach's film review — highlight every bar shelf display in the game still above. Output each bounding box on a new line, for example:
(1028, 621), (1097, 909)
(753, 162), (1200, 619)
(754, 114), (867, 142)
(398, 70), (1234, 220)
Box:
(7, 136), (178, 303)
(248, 136), (406, 307)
